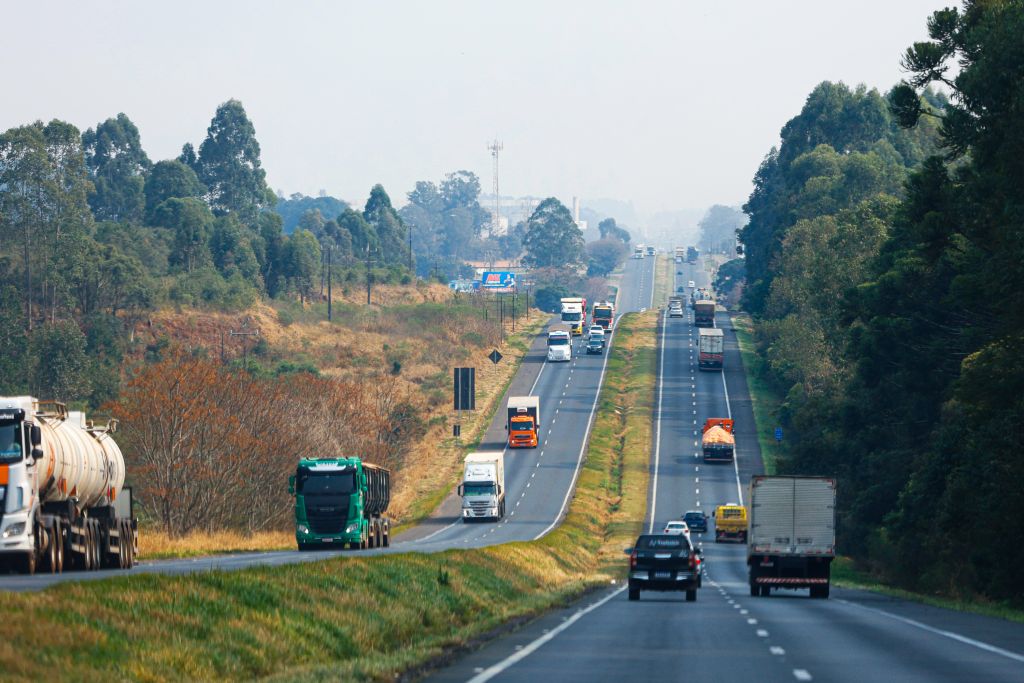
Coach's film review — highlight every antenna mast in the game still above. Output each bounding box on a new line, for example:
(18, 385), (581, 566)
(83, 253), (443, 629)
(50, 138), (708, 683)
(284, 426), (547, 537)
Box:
(487, 139), (503, 235)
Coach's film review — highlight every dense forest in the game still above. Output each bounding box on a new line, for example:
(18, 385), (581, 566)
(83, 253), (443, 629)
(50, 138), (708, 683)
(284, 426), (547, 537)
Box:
(739, 1), (1024, 604)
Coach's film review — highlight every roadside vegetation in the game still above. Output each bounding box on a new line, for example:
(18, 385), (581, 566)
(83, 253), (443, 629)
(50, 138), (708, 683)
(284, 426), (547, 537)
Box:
(735, 3), (1024, 607)
(730, 314), (784, 474)
(0, 310), (658, 682)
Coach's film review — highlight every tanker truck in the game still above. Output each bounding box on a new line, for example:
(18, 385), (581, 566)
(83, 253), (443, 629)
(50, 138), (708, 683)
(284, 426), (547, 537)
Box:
(0, 397), (137, 575)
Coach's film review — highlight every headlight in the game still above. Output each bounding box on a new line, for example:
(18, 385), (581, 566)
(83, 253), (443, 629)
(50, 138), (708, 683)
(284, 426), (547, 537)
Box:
(345, 522), (361, 533)
(489, 508), (498, 516)
(2, 522), (26, 539)
(296, 524), (309, 534)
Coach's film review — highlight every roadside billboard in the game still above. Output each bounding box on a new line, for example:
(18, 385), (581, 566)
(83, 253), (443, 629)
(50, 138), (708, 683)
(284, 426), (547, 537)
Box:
(481, 271), (517, 292)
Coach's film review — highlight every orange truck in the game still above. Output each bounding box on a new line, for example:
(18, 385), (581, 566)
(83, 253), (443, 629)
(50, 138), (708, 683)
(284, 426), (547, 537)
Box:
(506, 396), (540, 448)
(702, 418), (735, 463)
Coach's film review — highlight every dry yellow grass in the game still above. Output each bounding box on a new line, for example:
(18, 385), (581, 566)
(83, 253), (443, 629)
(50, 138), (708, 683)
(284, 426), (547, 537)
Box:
(140, 530), (295, 559)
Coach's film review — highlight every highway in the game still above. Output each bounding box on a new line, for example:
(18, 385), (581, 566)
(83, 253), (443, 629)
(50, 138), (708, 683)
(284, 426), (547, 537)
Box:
(428, 258), (1024, 683)
(0, 256), (657, 591)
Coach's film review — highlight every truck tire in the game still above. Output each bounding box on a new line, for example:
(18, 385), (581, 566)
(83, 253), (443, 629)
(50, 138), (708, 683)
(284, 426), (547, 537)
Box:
(54, 520), (65, 573)
(383, 532), (390, 548)
(21, 550), (37, 575)
(750, 583), (759, 597)
(810, 584), (830, 599)
(685, 589), (697, 602)
(760, 585), (771, 597)
(628, 587), (640, 601)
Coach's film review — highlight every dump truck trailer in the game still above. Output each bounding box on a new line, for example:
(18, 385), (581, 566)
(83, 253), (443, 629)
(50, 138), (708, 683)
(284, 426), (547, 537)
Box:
(701, 418), (735, 462)
(747, 475), (836, 599)
(0, 397), (137, 574)
(291, 458), (390, 550)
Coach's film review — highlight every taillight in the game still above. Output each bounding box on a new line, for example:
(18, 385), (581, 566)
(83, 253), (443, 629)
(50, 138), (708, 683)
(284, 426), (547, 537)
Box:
(689, 554), (697, 569)
(630, 551), (638, 569)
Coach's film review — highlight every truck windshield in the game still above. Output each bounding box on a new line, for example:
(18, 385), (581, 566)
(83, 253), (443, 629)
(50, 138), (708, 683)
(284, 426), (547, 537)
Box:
(0, 423), (23, 464)
(548, 337), (569, 346)
(297, 471), (357, 496)
(510, 417), (535, 428)
(561, 312), (581, 322)
(464, 483), (496, 496)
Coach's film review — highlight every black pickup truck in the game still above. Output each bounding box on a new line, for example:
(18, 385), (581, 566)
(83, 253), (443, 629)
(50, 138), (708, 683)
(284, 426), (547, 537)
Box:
(625, 534), (701, 602)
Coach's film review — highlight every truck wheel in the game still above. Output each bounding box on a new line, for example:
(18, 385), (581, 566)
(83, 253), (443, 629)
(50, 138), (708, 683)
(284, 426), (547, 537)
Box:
(119, 521), (130, 568)
(761, 585), (771, 597)
(811, 584), (830, 599)
(628, 587), (640, 601)
(89, 520), (101, 571)
(686, 589), (697, 602)
(383, 532), (390, 548)
(22, 551), (36, 576)
(750, 583), (759, 597)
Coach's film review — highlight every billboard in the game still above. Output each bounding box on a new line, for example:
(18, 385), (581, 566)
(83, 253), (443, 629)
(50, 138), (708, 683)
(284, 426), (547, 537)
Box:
(480, 271), (516, 292)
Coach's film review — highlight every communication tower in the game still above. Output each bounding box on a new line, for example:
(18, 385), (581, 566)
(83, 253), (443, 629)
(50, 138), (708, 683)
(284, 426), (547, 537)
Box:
(488, 139), (503, 235)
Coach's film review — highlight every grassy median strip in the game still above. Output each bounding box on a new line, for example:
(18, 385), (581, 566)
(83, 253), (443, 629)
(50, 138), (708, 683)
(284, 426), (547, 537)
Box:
(0, 311), (658, 683)
(731, 312), (784, 474)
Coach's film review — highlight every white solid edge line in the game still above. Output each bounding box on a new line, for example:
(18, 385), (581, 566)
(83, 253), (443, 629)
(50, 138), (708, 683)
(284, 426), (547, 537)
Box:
(649, 307), (667, 532)
(467, 585), (628, 683)
(835, 599), (1024, 664)
(720, 346), (743, 505)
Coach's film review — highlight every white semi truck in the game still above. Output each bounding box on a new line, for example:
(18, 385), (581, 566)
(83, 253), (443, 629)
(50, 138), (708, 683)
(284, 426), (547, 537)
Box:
(458, 451), (505, 522)
(0, 397), (137, 574)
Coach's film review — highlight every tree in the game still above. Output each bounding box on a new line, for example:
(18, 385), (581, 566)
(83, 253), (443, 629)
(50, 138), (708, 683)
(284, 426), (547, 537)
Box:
(144, 159), (205, 223)
(697, 205), (745, 255)
(153, 197), (214, 273)
(29, 321), (91, 402)
(209, 214), (262, 286)
(82, 113), (151, 223)
(586, 239), (628, 277)
(522, 198), (585, 269)
(597, 217), (631, 244)
(336, 207), (377, 256)
(363, 184), (409, 267)
(282, 229), (321, 303)
(193, 100), (273, 222)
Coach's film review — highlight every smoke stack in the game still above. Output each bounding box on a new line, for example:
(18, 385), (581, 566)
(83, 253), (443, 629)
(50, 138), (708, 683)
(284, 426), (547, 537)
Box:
(572, 196), (580, 222)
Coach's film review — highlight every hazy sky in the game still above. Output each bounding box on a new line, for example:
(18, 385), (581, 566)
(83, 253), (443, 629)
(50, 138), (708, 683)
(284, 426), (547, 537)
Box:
(3, 1), (948, 215)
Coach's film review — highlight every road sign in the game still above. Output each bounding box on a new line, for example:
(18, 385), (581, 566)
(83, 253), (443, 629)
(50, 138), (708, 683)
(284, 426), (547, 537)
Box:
(488, 349), (503, 365)
(453, 367), (476, 410)
(481, 271), (516, 292)
(774, 427), (783, 442)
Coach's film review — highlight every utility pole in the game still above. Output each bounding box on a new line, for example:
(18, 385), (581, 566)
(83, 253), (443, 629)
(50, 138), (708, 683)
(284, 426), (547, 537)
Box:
(326, 245), (333, 322)
(365, 243), (373, 306)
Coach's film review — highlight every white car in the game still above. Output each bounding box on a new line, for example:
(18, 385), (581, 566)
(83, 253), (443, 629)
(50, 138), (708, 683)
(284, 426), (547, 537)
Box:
(586, 325), (605, 339)
(669, 305), (684, 318)
(663, 520), (691, 539)
(688, 280), (696, 289)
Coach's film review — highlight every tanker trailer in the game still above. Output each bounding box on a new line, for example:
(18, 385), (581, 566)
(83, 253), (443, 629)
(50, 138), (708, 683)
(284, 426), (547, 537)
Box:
(0, 397), (137, 574)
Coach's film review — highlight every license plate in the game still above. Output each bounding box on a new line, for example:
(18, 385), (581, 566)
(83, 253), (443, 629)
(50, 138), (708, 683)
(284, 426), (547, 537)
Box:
(322, 538), (333, 542)
(654, 553), (672, 559)
(654, 571), (672, 579)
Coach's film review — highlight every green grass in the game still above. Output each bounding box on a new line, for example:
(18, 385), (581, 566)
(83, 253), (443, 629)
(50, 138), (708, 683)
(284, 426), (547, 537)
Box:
(831, 556), (1024, 624)
(0, 312), (659, 683)
(731, 313), (785, 474)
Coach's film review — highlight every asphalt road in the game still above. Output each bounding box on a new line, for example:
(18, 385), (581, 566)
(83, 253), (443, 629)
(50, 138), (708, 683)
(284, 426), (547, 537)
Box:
(0, 256), (657, 591)
(428, 258), (1024, 683)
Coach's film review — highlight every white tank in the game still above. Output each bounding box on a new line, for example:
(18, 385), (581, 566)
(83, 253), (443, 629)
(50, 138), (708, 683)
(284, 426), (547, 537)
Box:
(3, 397), (125, 509)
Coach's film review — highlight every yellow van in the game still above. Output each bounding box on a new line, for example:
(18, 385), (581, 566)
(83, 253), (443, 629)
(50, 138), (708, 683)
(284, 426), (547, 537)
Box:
(713, 504), (748, 543)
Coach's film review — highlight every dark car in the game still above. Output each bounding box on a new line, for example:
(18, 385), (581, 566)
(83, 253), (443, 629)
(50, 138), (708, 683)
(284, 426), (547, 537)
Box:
(625, 534), (700, 601)
(683, 510), (708, 533)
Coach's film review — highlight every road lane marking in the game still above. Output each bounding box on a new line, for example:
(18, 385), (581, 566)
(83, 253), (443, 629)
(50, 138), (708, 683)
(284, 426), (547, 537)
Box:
(770, 646), (785, 655)
(793, 670), (812, 681)
(646, 308), (668, 533)
(720, 363), (743, 504)
(835, 599), (1024, 663)
(748, 618), (757, 624)
(757, 629), (769, 637)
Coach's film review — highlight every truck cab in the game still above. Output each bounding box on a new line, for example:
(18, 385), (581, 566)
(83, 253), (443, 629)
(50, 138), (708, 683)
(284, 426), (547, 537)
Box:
(713, 504), (748, 543)
(560, 297), (586, 335)
(459, 452), (505, 521)
(507, 396), (540, 448)
(592, 302), (614, 331)
(547, 328), (572, 362)
(290, 458), (390, 550)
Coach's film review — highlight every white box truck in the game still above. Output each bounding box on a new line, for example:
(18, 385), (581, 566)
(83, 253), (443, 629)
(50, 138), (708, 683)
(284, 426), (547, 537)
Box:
(747, 475), (837, 599)
(458, 452), (505, 521)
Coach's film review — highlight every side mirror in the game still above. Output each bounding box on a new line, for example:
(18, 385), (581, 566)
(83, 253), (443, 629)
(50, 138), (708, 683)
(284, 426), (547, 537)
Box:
(30, 425), (42, 447)
(711, 510), (716, 518)
(457, 485), (464, 496)
(623, 547), (633, 555)
(287, 475), (295, 495)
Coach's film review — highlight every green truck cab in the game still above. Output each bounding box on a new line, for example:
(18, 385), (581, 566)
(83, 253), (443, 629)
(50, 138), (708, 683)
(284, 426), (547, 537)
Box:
(289, 458), (390, 550)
